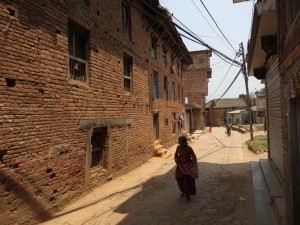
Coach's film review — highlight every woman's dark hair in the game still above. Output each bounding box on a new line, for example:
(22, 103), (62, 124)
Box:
(178, 136), (188, 146)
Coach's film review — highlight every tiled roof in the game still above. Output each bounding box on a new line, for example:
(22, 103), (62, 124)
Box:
(205, 98), (247, 108)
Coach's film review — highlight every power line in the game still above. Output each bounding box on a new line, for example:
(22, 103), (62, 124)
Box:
(177, 30), (241, 66)
(197, 0), (237, 53)
(214, 68), (242, 104)
(208, 55), (239, 98)
(190, 0), (236, 54)
(131, 0), (242, 66)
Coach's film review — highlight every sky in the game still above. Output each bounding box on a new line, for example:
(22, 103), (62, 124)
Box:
(159, 0), (264, 102)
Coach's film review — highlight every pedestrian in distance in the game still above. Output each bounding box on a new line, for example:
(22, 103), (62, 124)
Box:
(208, 122), (212, 133)
(225, 121), (232, 136)
(174, 136), (198, 201)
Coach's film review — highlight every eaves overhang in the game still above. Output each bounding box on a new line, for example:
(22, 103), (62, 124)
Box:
(141, 0), (193, 66)
(247, 1), (277, 77)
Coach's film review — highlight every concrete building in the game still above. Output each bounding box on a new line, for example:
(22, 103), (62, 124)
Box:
(250, 90), (266, 124)
(0, 0), (191, 224)
(183, 50), (212, 132)
(247, 0), (300, 224)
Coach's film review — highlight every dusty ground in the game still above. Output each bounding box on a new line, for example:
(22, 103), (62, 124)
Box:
(41, 126), (267, 225)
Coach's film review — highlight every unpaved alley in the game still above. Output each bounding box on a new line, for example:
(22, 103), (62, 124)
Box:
(42, 127), (267, 225)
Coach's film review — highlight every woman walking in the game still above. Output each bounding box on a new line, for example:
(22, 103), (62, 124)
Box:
(174, 136), (198, 201)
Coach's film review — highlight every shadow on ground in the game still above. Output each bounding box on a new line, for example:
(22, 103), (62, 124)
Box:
(91, 161), (255, 225)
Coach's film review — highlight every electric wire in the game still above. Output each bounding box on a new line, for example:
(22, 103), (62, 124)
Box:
(133, 0), (242, 66)
(213, 68), (242, 105)
(197, 0), (237, 53)
(130, 1), (247, 106)
(190, 0), (236, 54)
(208, 54), (239, 98)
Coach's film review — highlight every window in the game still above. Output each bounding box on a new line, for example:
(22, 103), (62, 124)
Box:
(178, 84), (180, 102)
(122, 2), (131, 41)
(91, 127), (107, 168)
(164, 76), (168, 101)
(153, 71), (158, 99)
(172, 81), (175, 101)
(170, 54), (175, 66)
(162, 50), (167, 66)
(68, 23), (88, 82)
(124, 54), (132, 92)
(177, 63), (180, 77)
(199, 58), (205, 64)
(151, 36), (157, 59)
(170, 55), (176, 74)
(164, 118), (168, 127)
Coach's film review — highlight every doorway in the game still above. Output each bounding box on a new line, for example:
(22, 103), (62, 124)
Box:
(153, 114), (159, 140)
(290, 97), (300, 225)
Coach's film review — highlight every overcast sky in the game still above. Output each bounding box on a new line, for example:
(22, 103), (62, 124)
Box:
(159, 0), (264, 102)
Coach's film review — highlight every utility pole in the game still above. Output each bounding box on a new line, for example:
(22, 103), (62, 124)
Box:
(240, 42), (254, 140)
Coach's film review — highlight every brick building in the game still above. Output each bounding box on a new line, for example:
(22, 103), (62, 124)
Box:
(205, 97), (247, 127)
(247, 0), (300, 224)
(183, 50), (212, 132)
(0, 0), (191, 224)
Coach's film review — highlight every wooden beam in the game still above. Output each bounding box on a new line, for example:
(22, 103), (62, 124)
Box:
(79, 118), (131, 129)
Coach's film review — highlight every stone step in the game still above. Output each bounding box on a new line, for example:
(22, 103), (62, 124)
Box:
(251, 161), (278, 225)
(153, 140), (161, 145)
(259, 159), (286, 225)
(153, 144), (163, 151)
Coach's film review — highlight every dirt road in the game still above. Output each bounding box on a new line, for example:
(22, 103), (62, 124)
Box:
(42, 127), (267, 225)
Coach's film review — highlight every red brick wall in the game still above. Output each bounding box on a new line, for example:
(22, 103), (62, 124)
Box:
(206, 108), (226, 127)
(0, 0), (188, 224)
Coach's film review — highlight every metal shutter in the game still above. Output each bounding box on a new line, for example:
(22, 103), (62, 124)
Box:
(266, 58), (284, 180)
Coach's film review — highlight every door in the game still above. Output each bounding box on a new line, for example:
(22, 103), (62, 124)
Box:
(267, 58), (284, 181)
(153, 114), (159, 140)
(290, 97), (300, 225)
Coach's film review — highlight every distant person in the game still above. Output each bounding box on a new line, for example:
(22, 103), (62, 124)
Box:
(208, 122), (212, 133)
(174, 136), (198, 201)
(225, 121), (232, 136)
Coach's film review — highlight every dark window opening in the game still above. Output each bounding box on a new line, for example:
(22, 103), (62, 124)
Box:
(68, 22), (88, 82)
(172, 81), (175, 101)
(6, 78), (16, 87)
(164, 76), (168, 101)
(162, 51), (167, 66)
(122, 2), (132, 41)
(171, 54), (175, 66)
(178, 84), (180, 102)
(91, 127), (108, 168)
(151, 36), (157, 59)
(124, 54), (133, 92)
(164, 118), (168, 127)
(153, 71), (158, 99)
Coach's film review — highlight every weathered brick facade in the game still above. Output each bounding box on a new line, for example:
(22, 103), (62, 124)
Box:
(0, 0), (191, 224)
(183, 50), (211, 131)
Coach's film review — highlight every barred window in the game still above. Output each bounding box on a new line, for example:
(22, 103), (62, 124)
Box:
(68, 23), (88, 82)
